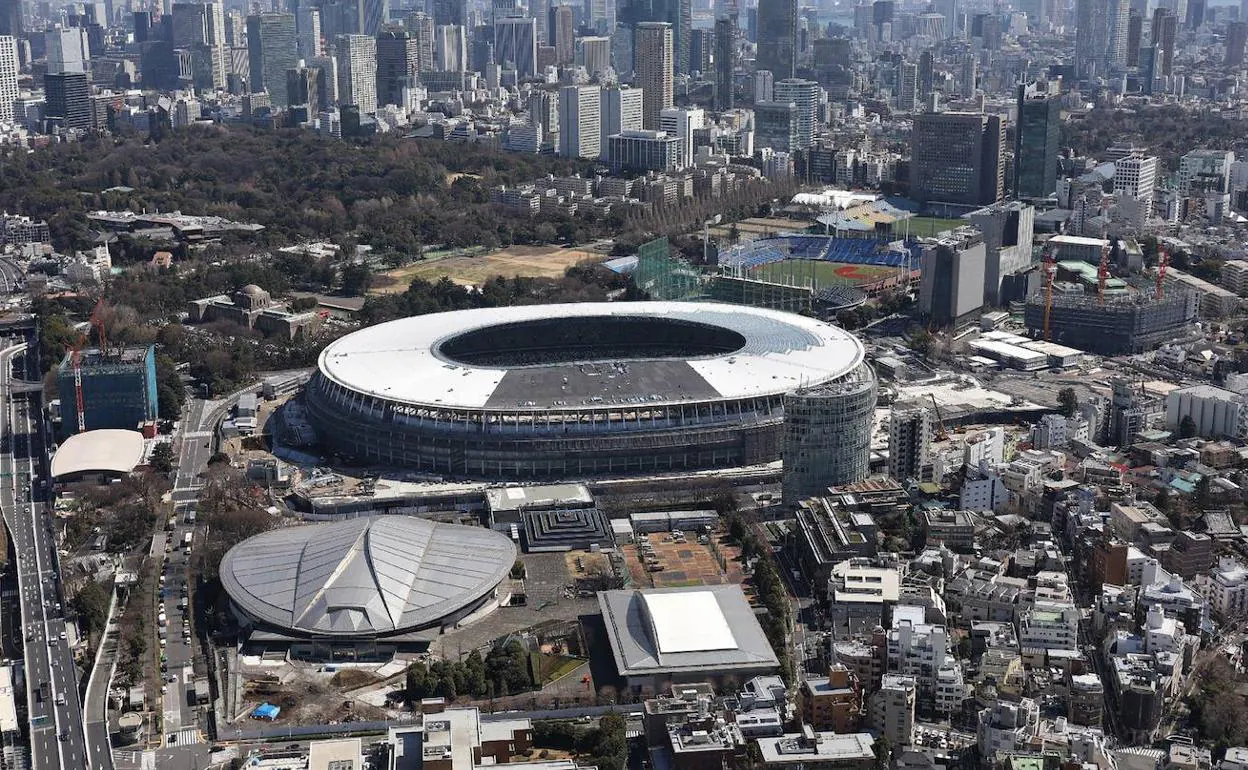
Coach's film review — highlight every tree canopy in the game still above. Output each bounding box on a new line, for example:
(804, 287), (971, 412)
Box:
(0, 127), (600, 252)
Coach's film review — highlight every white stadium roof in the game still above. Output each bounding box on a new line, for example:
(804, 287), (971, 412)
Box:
(316, 302), (864, 411)
(50, 429), (146, 478)
(219, 516), (516, 637)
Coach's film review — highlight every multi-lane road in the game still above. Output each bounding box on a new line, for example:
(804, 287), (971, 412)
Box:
(0, 340), (97, 770)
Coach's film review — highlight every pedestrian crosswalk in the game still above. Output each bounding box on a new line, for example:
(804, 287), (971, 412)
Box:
(168, 727), (201, 746)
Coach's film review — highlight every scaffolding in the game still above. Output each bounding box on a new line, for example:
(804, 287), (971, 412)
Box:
(1023, 289), (1197, 355)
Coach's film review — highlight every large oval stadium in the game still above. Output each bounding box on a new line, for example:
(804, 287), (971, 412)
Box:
(304, 301), (870, 479)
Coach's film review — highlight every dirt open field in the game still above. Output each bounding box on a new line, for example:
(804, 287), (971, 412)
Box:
(707, 216), (812, 243)
(622, 533), (744, 588)
(371, 245), (607, 293)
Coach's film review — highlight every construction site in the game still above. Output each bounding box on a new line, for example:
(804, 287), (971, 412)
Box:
(1022, 242), (1198, 356)
(1022, 291), (1198, 355)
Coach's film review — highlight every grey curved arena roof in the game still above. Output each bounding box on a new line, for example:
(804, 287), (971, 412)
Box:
(219, 516), (517, 637)
(315, 302), (864, 411)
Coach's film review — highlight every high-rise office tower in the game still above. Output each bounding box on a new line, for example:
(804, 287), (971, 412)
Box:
(917, 49), (933, 97)
(336, 33), (377, 114)
(1185, 0), (1203, 29)
(932, 0), (958, 34)
(46, 26), (89, 73)
(714, 15), (735, 111)
(600, 84), (643, 150)
(0, 36), (16, 122)
(1113, 153), (1157, 215)
(1014, 81), (1061, 198)
(1227, 21), (1248, 67)
(967, 201), (1035, 306)
(689, 27), (712, 73)
(910, 111), (1005, 206)
(1151, 8), (1176, 75)
(659, 105), (701, 167)
(44, 71), (90, 129)
(376, 27), (418, 106)
(757, 0), (796, 79)
(917, 233), (987, 329)
(493, 16), (537, 77)
(435, 24), (467, 71)
(432, 0), (466, 26)
(1126, 10), (1142, 66)
(172, 2), (226, 90)
(404, 12), (435, 74)
(773, 77), (816, 149)
(635, 21), (672, 129)
(578, 35), (610, 76)
(1139, 44), (1157, 93)
(888, 407), (932, 482)
(357, 0), (388, 36)
(754, 100), (798, 151)
(0, 0), (21, 37)
(653, 0), (690, 75)
(548, 5), (574, 64)
(308, 53), (339, 102)
(584, 0), (615, 33)
(895, 61), (918, 111)
(1075, 0), (1129, 79)
(225, 11), (245, 47)
(812, 35), (849, 87)
(558, 83), (601, 157)
(959, 54), (977, 97)
(871, 0), (895, 30)
(492, 0), (521, 22)
(134, 11), (152, 43)
(287, 65), (323, 111)
(297, 6), (323, 58)
(247, 13), (298, 106)
(755, 68), (773, 100)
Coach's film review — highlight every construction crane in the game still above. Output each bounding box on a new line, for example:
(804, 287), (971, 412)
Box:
(1042, 245), (1058, 341)
(1156, 245), (1170, 300)
(928, 393), (949, 441)
(64, 331), (88, 434)
(63, 301), (111, 435)
(1097, 241), (1112, 305)
(89, 299), (109, 359)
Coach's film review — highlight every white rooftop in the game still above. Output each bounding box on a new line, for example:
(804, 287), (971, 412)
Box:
(316, 302), (864, 411)
(1050, 235), (1109, 247)
(643, 590), (737, 654)
(50, 429), (146, 478)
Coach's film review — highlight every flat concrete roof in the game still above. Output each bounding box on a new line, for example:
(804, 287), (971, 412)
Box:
(598, 585), (779, 677)
(50, 429), (146, 478)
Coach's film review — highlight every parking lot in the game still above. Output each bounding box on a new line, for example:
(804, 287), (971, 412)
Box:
(621, 531), (744, 588)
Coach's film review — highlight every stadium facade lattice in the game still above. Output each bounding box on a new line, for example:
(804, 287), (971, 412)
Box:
(305, 302), (875, 481)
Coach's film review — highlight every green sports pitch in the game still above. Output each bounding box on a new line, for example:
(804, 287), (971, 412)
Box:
(750, 259), (901, 287)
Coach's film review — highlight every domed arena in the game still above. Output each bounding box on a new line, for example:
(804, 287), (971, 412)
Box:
(219, 516), (517, 645)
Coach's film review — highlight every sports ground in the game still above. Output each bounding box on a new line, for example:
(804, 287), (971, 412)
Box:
(750, 259), (901, 287)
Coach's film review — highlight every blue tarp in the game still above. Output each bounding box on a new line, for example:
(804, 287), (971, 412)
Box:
(252, 703), (280, 720)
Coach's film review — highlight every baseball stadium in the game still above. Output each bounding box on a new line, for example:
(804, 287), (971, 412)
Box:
(717, 234), (918, 298)
(303, 301), (872, 480)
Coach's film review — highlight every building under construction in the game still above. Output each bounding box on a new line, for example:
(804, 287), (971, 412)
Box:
(1023, 290), (1197, 355)
(56, 345), (158, 437)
